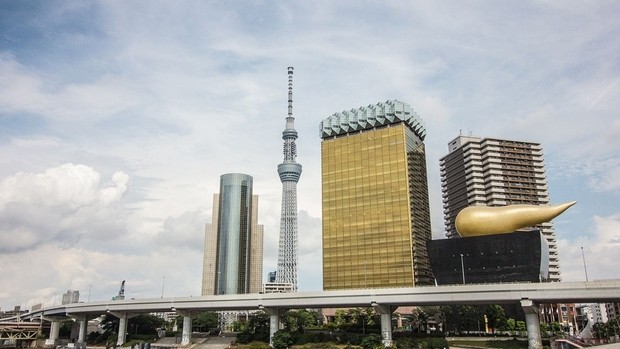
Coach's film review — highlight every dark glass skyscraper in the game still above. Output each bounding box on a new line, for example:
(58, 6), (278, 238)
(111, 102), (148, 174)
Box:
(202, 173), (263, 295)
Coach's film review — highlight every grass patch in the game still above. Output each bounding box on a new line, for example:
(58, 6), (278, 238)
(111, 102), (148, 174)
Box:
(447, 338), (528, 349)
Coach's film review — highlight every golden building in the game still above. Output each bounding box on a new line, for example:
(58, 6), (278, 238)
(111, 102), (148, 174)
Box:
(319, 100), (434, 290)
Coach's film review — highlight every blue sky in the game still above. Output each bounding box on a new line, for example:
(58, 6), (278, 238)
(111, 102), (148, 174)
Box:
(1, 1), (619, 310)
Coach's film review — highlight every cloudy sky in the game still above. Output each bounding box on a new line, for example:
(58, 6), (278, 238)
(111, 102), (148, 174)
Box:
(1, 1), (619, 311)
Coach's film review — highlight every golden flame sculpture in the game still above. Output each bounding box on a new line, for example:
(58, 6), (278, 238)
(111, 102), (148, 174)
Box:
(455, 201), (577, 237)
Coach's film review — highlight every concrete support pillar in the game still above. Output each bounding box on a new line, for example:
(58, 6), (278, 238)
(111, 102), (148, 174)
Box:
(181, 315), (192, 346)
(269, 312), (280, 347)
(373, 304), (394, 347)
(50, 320), (61, 340)
(45, 320), (61, 347)
(521, 299), (543, 349)
(117, 314), (128, 346)
(108, 311), (138, 347)
(78, 316), (88, 344)
(262, 307), (284, 347)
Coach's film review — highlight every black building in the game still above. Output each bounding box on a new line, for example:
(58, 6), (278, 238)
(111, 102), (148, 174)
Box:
(427, 230), (549, 285)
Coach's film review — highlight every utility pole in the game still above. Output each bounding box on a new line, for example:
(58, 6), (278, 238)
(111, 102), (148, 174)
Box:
(581, 247), (589, 282)
(161, 276), (166, 298)
(460, 254), (465, 284)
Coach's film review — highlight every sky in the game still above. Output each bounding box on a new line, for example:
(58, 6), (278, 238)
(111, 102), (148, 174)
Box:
(1, 1), (619, 311)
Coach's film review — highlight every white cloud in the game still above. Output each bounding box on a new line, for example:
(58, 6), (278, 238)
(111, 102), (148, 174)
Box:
(558, 213), (620, 282)
(0, 164), (129, 252)
(1, 0), (620, 309)
(0, 54), (141, 123)
(156, 210), (209, 251)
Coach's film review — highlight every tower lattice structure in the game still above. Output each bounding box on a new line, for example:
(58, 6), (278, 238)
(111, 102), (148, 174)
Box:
(276, 67), (302, 291)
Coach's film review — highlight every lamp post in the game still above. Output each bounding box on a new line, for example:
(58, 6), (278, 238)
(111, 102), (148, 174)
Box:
(88, 284), (92, 302)
(581, 247), (589, 282)
(161, 276), (166, 298)
(460, 254), (465, 284)
(364, 260), (368, 288)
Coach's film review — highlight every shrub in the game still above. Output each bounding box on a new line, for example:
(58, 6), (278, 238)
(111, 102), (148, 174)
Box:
(248, 341), (271, 349)
(237, 329), (254, 344)
(360, 334), (384, 349)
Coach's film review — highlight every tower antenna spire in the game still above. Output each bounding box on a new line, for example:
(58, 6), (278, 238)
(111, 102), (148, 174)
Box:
(288, 67), (293, 119)
(276, 66), (302, 291)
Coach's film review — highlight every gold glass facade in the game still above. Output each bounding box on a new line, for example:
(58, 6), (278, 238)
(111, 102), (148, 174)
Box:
(321, 123), (434, 290)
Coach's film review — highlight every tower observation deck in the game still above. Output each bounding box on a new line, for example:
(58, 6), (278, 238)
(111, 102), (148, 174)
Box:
(276, 67), (302, 291)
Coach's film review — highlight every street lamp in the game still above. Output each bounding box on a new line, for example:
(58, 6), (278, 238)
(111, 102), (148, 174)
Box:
(581, 247), (589, 282)
(88, 284), (92, 302)
(161, 276), (166, 298)
(460, 254), (465, 284)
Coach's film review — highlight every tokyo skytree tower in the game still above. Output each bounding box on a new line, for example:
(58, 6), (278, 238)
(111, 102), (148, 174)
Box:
(276, 67), (302, 291)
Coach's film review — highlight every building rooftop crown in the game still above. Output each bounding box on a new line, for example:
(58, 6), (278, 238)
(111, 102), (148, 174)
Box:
(319, 100), (426, 140)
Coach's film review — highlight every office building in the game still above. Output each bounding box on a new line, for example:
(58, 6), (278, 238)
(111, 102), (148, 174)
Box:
(606, 303), (620, 321)
(320, 100), (434, 290)
(61, 290), (80, 305)
(201, 173), (264, 295)
(268, 271), (277, 283)
(439, 135), (561, 281)
(276, 67), (302, 291)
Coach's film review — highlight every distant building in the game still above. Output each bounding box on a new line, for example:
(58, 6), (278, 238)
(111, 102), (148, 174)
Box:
(201, 173), (264, 295)
(319, 100), (434, 290)
(262, 282), (294, 294)
(62, 290), (80, 305)
(439, 135), (561, 281)
(0, 306), (27, 320)
(606, 302), (620, 320)
(577, 303), (609, 338)
(268, 271), (277, 283)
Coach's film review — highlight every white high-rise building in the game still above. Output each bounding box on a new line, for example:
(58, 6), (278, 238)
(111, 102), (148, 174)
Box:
(439, 135), (561, 281)
(275, 67), (302, 291)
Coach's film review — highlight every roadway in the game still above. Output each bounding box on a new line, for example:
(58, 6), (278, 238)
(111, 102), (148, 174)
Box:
(11, 280), (620, 349)
(23, 279), (620, 319)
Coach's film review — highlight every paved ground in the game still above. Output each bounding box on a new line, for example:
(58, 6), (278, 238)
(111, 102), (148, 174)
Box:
(592, 344), (620, 349)
(193, 336), (236, 349)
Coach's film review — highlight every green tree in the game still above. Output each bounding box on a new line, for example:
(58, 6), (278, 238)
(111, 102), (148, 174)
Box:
(419, 306), (442, 333)
(192, 311), (218, 333)
(411, 307), (429, 333)
(271, 330), (295, 349)
(248, 311), (270, 342)
(515, 321), (526, 333)
(283, 310), (304, 334)
(100, 314), (119, 338)
(539, 321), (549, 336)
(297, 309), (320, 328)
(485, 305), (507, 333)
(128, 314), (166, 336)
(507, 318), (517, 334)
(608, 316), (620, 336)
(335, 309), (348, 329)
(550, 322), (562, 335)
(59, 320), (74, 338)
(439, 306), (457, 333)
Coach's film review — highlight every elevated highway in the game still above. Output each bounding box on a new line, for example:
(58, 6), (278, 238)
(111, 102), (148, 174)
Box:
(16, 280), (620, 349)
